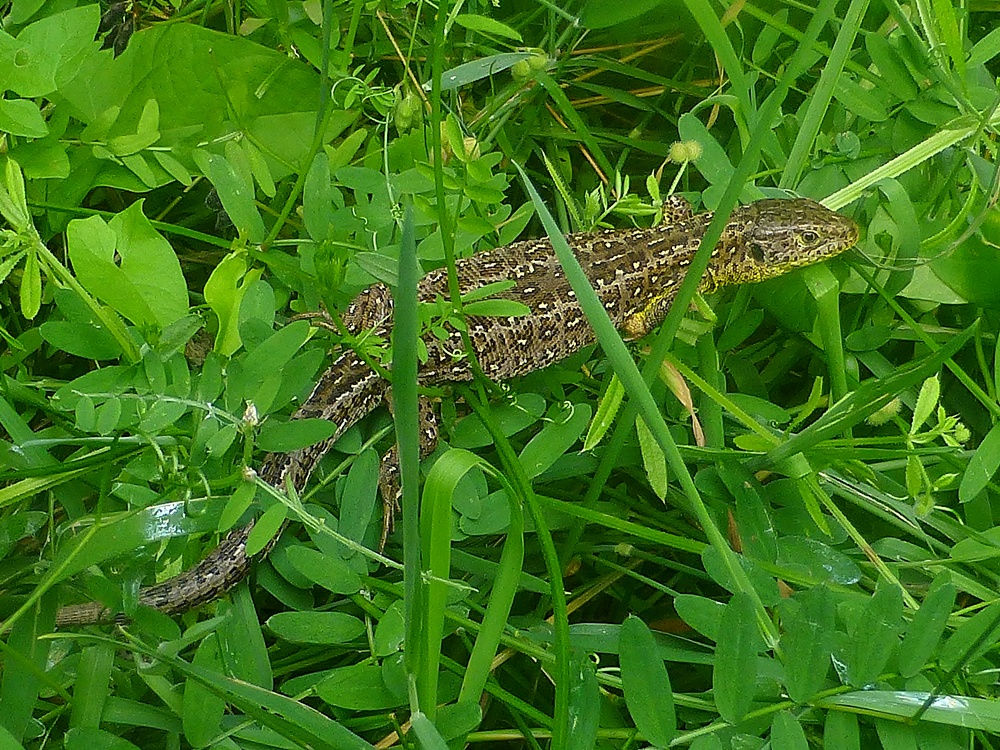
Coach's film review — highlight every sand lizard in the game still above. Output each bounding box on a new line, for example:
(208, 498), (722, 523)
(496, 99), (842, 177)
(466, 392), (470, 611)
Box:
(55, 197), (859, 626)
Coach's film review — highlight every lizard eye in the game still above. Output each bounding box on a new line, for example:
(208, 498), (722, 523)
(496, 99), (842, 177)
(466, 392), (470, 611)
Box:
(749, 242), (767, 263)
(800, 229), (821, 246)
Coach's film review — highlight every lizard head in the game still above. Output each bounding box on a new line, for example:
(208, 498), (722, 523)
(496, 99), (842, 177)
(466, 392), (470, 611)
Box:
(709, 198), (859, 287)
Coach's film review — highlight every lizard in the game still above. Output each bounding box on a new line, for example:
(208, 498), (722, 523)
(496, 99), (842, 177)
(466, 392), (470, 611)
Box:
(54, 197), (859, 626)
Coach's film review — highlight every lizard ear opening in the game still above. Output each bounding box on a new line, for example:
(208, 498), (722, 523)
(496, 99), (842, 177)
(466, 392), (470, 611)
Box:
(749, 242), (767, 263)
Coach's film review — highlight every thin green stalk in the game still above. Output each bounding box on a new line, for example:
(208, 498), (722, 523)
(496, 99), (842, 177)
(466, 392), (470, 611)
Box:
(394, 209), (424, 713)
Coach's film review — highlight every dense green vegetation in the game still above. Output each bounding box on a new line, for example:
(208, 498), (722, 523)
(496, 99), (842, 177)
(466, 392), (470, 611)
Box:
(3, 0), (1000, 747)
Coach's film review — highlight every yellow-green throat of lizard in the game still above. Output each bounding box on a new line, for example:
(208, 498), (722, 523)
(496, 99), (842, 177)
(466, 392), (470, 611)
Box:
(55, 197), (859, 626)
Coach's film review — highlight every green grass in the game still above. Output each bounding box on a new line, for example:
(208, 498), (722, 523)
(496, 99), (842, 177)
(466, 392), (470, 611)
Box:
(2, 0), (1000, 748)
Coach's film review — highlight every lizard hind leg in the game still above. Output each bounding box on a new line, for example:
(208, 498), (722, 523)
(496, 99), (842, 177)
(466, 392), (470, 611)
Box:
(377, 395), (440, 549)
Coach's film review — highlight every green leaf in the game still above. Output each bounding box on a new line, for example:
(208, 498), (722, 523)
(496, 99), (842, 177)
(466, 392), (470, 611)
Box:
(0, 98), (48, 138)
(0, 6), (98, 98)
(267, 612), (365, 644)
(833, 76), (889, 121)
(315, 663), (405, 711)
(713, 592), (759, 723)
(898, 573), (956, 678)
(910, 375), (939, 434)
(780, 586), (835, 703)
(820, 690), (1000, 734)
(517, 402), (591, 479)
(257, 417), (337, 452)
(430, 52), (533, 91)
(584, 374), (624, 450)
(453, 14), (522, 42)
(204, 252), (262, 356)
(182, 636), (226, 747)
(771, 711), (808, 750)
(959, 419), (1000, 503)
(846, 579), (903, 687)
(410, 712), (450, 750)
(939, 601), (1000, 673)
(64, 728), (141, 750)
(160, 647), (375, 749)
(824, 710), (860, 750)
(636, 417), (668, 500)
(303, 152), (333, 241)
(566, 650), (599, 750)
(67, 202), (188, 329)
(19, 249), (40, 319)
(246, 503), (286, 556)
(285, 546), (362, 595)
(193, 149), (266, 243)
(462, 298), (531, 317)
(619, 615), (675, 747)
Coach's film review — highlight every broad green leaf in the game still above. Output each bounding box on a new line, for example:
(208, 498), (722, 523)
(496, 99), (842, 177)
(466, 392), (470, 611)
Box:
(969, 27), (1000, 67)
(780, 586), (835, 703)
(246, 503), (286, 556)
(257, 417), (337, 452)
(959, 420), (1000, 503)
(220, 585), (273, 690)
(267, 612), (365, 645)
(939, 601), (1000, 672)
(315, 663), (405, 711)
(0, 722), (28, 750)
(723, 462), (777, 564)
(204, 252), (262, 356)
(824, 710), (860, 750)
(0, 99), (48, 138)
(193, 149), (266, 243)
(865, 33), (916, 100)
(303, 152), (333, 241)
(139, 400), (188, 434)
(833, 76), (889, 121)
(518, 402), (591, 479)
(336, 448), (378, 545)
(714, 592), (759, 723)
(0, 596), (53, 744)
(219, 481), (256, 532)
(619, 615), (675, 747)
(0, 6), (98, 98)
(674, 594), (726, 641)
(242, 139), (275, 197)
(67, 202), (188, 328)
(846, 579), (903, 687)
(771, 711), (808, 750)
(46, 497), (225, 582)
(237, 318), (311, 403)
(898, 573), (957, 678)
(285, 546), (362, 595)
(410, 712), (449, 750)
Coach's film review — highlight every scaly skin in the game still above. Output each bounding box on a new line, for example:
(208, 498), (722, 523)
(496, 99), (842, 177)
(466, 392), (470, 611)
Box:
(55, 198), (859, 626)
